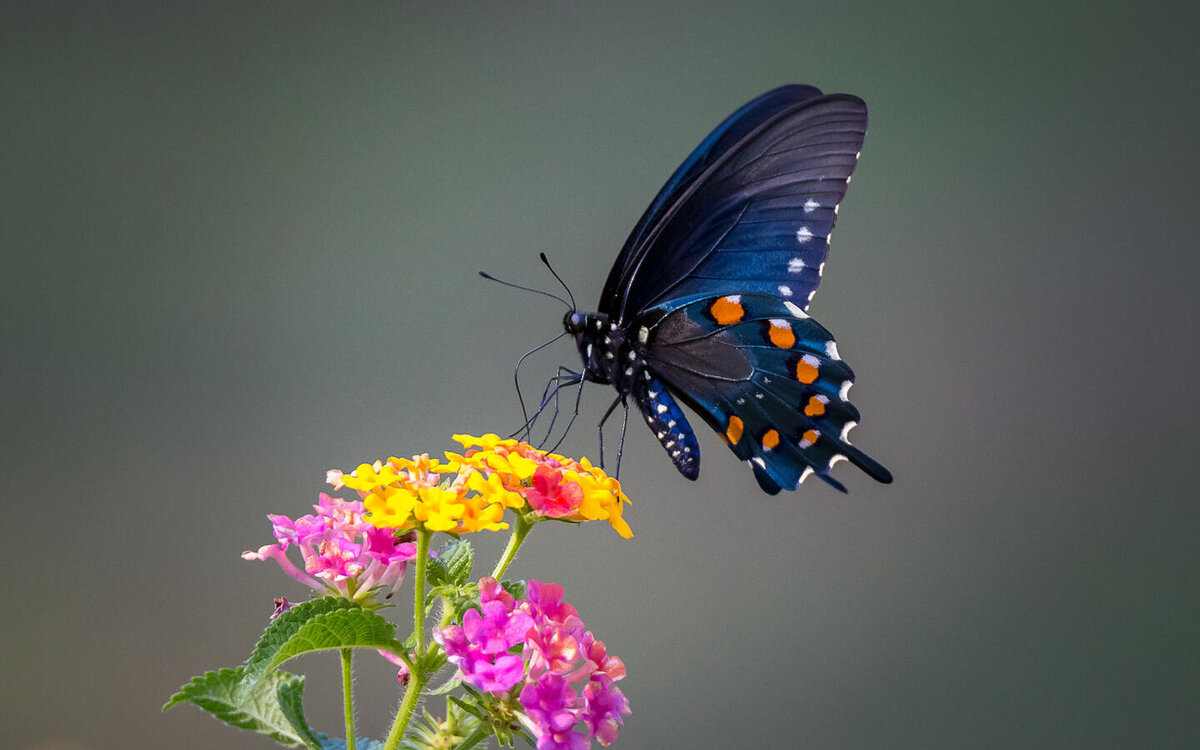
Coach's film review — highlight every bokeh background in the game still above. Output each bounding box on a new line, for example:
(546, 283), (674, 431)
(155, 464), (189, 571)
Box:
(4, 2), (1198, 749)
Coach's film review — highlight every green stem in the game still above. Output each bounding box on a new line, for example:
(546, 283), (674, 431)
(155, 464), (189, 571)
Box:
(492, 513), (533, 579)
(340, 648), (356, 750)
(381, 527), (433, 750)
(381, 669), (426, 750)
(414, 528), (432, 653)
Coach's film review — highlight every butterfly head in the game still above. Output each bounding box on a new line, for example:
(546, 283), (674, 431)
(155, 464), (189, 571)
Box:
(563, 311), (589, 334)
(564, 311), (624, 385)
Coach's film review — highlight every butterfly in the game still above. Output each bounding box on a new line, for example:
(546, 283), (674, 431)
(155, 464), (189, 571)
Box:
(553, 84), (891, 494)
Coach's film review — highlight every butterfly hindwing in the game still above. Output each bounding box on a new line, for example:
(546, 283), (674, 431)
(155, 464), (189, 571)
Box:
(635, 293), (891, 493)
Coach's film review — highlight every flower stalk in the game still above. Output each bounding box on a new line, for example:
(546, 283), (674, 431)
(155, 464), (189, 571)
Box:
(341, 648), (356, 750)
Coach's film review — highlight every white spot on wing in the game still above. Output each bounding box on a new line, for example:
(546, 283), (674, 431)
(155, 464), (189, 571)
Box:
(828, 454), (847, 469)
(798, 466), (814, 485)
(788, 257), (806, 274)
(648, 391), (658, 398)
(803, 198), (820, 213)
(752, 457), (766, 469)
(825, 341), (841, 360)
(778, 284), (793, 297)
(817, 261), (826, 277)
(840, 421), (857, 442)
(796, 226), (814, 243)
(638, 326), (649, 344)
(656, 403), (668, 414)
(784, 301), (809, 319)
(839, 380), (853, 401)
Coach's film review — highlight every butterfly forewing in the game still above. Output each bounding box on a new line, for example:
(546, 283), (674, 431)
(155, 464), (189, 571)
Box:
(600, 90), (868, 322)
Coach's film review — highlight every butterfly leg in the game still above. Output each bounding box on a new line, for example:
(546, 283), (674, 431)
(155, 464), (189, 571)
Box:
(615, 397), (629, 479)
(545, 371), (586, 454)
(511, 368), (581, 442)
(536, 367), (583, 449)
(595, 394), (628, 476)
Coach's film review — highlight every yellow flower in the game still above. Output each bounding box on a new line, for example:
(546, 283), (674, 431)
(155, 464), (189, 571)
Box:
(564, 468), (633, 539)
(341, 462), (402, 493)
(457, 493), (509, 533)
(362, 486), (419, 529)
(467, 470), (526, 509)
(412, 486), (466, 532)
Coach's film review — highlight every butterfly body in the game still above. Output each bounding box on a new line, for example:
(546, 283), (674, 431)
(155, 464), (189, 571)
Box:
(563, 84), (891, 493)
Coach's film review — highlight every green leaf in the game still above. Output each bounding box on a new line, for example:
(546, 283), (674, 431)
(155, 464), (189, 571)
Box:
(244, 598), (363, 684)
(260, 607), (406, 676)
(415, 644), (447, 675)
(500, 579), (526, 600)
(163, 666), (307, 747)
(276, 674), (324, 749)
(426, 675), (463, 695)
(430, 539), (474, 587)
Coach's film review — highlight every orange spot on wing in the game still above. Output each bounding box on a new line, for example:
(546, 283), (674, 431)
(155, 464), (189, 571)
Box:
(767, 320), (796, 349)
(710, 296), (744, 326)
(795, 355), (819, 384)
(804, 395), (827, 417)
(725, 415), (744, 444)
(762, 429), (780, 450)
(800, 429), (820, 447)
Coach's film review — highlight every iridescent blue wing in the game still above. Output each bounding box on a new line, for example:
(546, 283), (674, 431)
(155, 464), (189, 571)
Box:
(633, 293), (891, 493)
(598, 86), (867, 321)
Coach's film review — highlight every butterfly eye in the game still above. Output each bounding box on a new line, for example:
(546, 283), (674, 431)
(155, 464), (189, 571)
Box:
(564, 312), (587, 333)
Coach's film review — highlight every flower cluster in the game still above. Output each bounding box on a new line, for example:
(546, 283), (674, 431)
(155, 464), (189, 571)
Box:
(329, 434), (632, 538)
(242, 493), (419, 601)
(437, 578), (630, 749)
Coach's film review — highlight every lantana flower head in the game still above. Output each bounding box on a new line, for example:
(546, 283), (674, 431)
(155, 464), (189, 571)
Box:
(436, 577), (631, 748)
(242, 492), (419, 601)
(332, 435), (632, 538)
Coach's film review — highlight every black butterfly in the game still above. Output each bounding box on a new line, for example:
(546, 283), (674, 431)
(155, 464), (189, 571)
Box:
(526, 85), (891, 493)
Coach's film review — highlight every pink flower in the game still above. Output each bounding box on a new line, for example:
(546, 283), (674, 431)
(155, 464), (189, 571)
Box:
(581, 678), (630, 747)
(243, 494), (427, 602)
(437, 578), (630, 748)
(525, 466), (583, 517)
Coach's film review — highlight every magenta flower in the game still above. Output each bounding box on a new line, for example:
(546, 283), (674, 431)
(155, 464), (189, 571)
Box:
(436, 578), (630, 748)
(242, 493), (422, 601)
(525, 465), (584, 517)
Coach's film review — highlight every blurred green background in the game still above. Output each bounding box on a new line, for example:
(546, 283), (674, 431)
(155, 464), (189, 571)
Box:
(3, 2), (1198, 749)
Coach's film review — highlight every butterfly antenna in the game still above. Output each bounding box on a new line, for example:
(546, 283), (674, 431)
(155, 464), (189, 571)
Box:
(539, 253), (576, 311)
(478, 271), (572, 309)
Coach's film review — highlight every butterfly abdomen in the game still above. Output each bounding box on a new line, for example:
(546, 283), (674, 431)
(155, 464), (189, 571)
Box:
(631, 373), (699, 479)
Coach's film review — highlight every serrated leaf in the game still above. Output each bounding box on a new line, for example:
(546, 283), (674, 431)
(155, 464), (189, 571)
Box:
(426, 558), (450, 588)
(276, 674), (323, 749)
(440, 539), (474, 585)
(244, 598), (363, 684)
(163, 666), (307, 747)
(263, 608), (405, 675)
